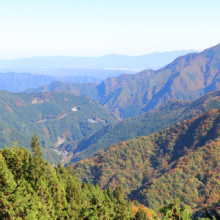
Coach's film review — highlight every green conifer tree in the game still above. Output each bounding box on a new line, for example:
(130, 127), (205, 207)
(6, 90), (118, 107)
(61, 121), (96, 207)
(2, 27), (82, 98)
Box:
(30, 133), (45, 189)
(0, 152), (38, 219)
(159, 198), (192, 220)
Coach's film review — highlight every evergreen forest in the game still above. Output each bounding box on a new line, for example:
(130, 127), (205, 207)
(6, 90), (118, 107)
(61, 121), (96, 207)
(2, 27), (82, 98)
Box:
(0, 134), (157, 219)
(1, 134), (219, 220)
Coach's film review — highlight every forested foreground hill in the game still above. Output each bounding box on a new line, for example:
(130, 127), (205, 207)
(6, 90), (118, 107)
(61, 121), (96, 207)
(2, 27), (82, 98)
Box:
(73, 108), (220, 211)
(0, 135), (157, 219)
(68, 89), (220, 164)
(0, 91), (116, 165)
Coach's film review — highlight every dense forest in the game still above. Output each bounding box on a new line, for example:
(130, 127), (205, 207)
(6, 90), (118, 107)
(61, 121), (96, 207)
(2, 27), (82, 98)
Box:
(68, 89), (220, 163)
(73, 109), (220, 211)
(0, 134), (160, 219)
(2, 134), (220, 219)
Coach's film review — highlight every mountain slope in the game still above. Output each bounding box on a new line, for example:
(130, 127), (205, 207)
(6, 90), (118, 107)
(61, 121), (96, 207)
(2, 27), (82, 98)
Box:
(26, 44), (220, 119)
(25, 69), (157, 118)
(24, 69), (156, 118)
(0, 91), (116, 165)
(73, 108), (220, 210)
(98, 44), (220, 118)
(67, 89), (220, 164)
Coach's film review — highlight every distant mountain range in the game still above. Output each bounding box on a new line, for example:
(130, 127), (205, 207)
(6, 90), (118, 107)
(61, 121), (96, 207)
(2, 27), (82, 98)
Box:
(24, 70), (155, 105)
(0, 50), (197, 72)
(26, 44), (220, 119)
(0, 72), (102, 92)
(0, 68), (136, 79)
(0, 50), (198, 80)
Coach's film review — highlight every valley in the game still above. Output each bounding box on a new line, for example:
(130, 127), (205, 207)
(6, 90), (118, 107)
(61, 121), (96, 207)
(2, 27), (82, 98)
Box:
(0, 91), (116, 165)
(1, 43), (220, 219)
(67, 89), (220, 163)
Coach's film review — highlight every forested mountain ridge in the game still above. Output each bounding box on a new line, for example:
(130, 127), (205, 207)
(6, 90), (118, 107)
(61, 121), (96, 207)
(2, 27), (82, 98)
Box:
(24, 81), (99, 101)
(96, 69), (156, 99)
(24, 69), (155, 102)
(0, 90), (116, 165)
(24, 69), (157, 118)
(25, 44), (220, 119)
(67, 89), (220, 164)
(73, 108), (220, 211)
(99, 43), (220, 118)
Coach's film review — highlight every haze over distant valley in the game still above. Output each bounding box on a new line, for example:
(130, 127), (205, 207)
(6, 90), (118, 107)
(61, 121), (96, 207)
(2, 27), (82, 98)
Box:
(0, 50), (197, 78)
(0, 50), (199, 92)
(0, 72), (102, 92)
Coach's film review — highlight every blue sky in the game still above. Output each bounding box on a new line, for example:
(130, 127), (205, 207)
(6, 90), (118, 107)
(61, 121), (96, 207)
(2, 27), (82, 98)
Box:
(0, 0), (220, 59)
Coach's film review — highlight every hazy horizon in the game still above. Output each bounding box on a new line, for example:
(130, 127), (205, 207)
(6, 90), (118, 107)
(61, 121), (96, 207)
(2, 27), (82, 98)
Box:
(0, 0), (219, 59)
(0, 49), (199, 60)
